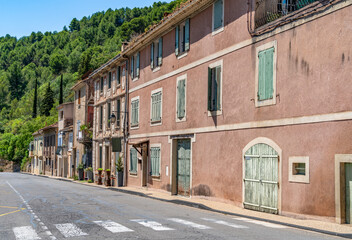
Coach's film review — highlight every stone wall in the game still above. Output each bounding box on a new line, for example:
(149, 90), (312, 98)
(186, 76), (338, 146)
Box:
(0, 159), (20, 172)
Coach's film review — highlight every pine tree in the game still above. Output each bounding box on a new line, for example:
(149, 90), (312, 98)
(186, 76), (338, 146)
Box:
(59, 74), (63, 104)
(32, 79), (37, 118)
(40, 83), (54, 116)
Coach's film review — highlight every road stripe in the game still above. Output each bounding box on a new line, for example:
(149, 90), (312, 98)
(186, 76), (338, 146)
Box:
(233, 217), (287, 229)
(94, 220), (134, 233)
(202, 218), (248, 229)
(131, 219), (174, 231)
(55, 223), (88, 238)
(13, 226), (41, 240)
(168, 218), (211, 230)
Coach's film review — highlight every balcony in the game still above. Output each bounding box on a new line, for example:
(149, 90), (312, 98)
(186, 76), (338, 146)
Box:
(78, 129), (92, 146)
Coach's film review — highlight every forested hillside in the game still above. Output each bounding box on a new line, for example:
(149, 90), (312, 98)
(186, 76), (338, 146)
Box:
(0, 0), (186, 169)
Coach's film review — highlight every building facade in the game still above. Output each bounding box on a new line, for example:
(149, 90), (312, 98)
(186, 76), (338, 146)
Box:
(31, 131), (43, 175)
(42, 123), (58, 176)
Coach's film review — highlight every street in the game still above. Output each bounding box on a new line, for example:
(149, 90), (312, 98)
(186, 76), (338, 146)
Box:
(0, 173), (343, 240)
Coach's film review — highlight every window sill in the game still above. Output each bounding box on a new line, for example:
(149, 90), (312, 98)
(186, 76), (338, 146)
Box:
(150, 120), (162, 126)
(132, 77), (139, 82)
(207, 110), (222, 117)
(255, 98), (276, 108)
(177, 52), (188, 60)
(130, 125), (139, 130)
(152, 66), (161, 73)
(212, 26), (224, 36)
(176, 116), (186, 123)
(129, 172), (138, 177)
(151, 175), (161, 181)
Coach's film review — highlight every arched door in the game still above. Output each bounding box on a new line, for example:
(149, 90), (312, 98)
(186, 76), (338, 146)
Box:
(244, 143), (279, 214)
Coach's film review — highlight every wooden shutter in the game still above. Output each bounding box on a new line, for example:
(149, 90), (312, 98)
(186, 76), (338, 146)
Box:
(158, 38), (163, 66)
(177, 79), (186, 119)
(185, 19), (190, 51)
(150, 43), (154, 69)
(258, 47), (274, 101)
(130, 148), (137, 173)
(216, 66), (221, 110)
(175, 26), (179, 56)
(116, 98), (121, 127)
(131, 56), (134, 79)
(151, 92), (161, 122)
(207, 67), (212, 111)
(214, 0), (223, 30)
(151, 147), (160, 176)
(136, 52), (140, 77)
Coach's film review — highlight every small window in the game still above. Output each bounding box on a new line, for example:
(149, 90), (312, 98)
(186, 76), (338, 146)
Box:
(100, 77), (104, 93)
(116, 66), (121, 86)
(293, 163), (305, 175)
(131, 98), (139, 127)
(175, 19), (190, 56)
(99, 145), (103, 168)
(99, 106), (103, 130)
(131, 52), (140, 80)
(213, 0), (224, 32)
(116, 99), (121, 128)
(60, 111), (64, 120)
(107, 102), (111, 129)
(151, 90), (162, 123)
(289, 156), (309, 183)
(78, 90), (81, 105)
(150, 147), (160, 177)
(208, 61), (222, 113)
(108, 72), (112, 89)
(151, 38), (163, 70)
(130, 148), (137, 174)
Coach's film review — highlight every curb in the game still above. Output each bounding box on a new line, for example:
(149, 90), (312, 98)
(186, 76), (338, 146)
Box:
(21, 172), (352, 239)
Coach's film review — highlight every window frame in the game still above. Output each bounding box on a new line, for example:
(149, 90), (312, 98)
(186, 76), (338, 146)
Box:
(107, 102), (111, 129)
(150, 144), (161, 178)
(289, 156), (310, 183)
(175, 19), (190, 59)
(115, 98), (121, 129)
(212, 0), (225, 35)
(255, 40), (277, 108)
(176, 74), (187, 122)
(131, 52), (140, 82)
(100, 77), (104, 94)
(116, 66), (121, 87)
(208, 59), (223, 116)
(130, 96), (140, 129)
(99, 105), (103, 131)
(150, 88), (163, 126)
(108, 72), (112, 89)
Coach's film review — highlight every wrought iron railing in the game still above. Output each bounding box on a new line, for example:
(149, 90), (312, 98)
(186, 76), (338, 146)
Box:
(255, 0), (318, 28)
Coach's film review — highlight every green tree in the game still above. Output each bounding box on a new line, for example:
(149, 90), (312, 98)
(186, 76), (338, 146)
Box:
(78, 50), (92, 77)
(59, 75), (63, 104)
(49, 51), (68, 75)
(8, 62), (25, 100)
(32, 79), (37, 118)
(69, 18), (80, 32)
(40, 83), (54, 116)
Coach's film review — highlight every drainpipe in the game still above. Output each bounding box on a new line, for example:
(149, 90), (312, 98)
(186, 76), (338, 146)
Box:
(123, 58), (129, 187)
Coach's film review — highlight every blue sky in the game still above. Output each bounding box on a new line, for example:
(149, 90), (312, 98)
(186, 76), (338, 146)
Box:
(0, 0), (172, 38)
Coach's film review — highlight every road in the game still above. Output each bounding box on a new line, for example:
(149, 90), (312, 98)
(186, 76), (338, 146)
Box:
(0, 173), (343, 240)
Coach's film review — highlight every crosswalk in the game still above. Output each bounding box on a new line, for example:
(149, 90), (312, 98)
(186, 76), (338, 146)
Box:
(12, 216), (288, 239)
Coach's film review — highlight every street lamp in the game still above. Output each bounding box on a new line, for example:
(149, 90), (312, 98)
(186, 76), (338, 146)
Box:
(110, 113), (117, 124)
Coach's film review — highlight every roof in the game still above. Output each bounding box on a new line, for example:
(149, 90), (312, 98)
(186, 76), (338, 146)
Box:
(90, 54), (123, 78)
(57, 102), (74, 110)
(41, 122), (58, 132)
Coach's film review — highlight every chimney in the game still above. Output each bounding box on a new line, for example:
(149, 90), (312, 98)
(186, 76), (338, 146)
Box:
(121, 42), (129, 52)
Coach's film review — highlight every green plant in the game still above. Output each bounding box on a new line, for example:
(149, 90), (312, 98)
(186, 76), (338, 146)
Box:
(105, 169), (111, 172)
(98, 168), (103, 171)
(80, 124), (93, 139)
(88, 179), (93, 183)
(85, 167), (93, 172)
(73, 175), (78, 180)
(78, 163), (84, 170)
(116, 156), (124, 172)
(0, 168), (3, 172)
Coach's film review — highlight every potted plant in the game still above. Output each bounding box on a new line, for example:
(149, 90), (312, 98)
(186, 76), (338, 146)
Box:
(85, 167), (93, 181)
(116, 156), (124, 187)
(105, 169), (111, 186)
(78, 163), (84, 180)
(97, 168), (103, 185)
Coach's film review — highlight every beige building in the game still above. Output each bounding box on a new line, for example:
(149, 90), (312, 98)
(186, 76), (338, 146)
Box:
(30, 131), (43, 175)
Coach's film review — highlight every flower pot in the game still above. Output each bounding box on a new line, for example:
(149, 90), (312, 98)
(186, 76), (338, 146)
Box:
(117, 171), (123, 187)
(105, 171), (111, 186)
(87, 171), (93, 181)
(78, 169), (84, 180)
(97, 170), (103, 185)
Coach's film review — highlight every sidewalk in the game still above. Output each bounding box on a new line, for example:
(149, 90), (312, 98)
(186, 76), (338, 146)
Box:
(23, 172), (352, 239)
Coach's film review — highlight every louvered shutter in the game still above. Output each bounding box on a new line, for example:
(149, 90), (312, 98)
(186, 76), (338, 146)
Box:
(185, 19), (190, 51)
(136, 52), (140, 77)
(131, 56), (134, 79)
(216, 66), (221, 110)
(175, 26), (179, 56)
(158, 38), (163, 66)
(150, 43), (154, 69)
(117, 66), (121, 85)
(207, 68), (212, 111)
(214, 0), (223, 30)
(258, 47), (274, 100)
(177, 80), (186, 119)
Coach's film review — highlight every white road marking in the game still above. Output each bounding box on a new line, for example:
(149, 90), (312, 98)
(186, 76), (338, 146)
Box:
(131, 219), (174, 231)
(6, 181), (56, 240)
(168, 218), (211, 230)
(202, 218), (248, 229)
(13, 226), (41, 240)
(233, 217), (287, 229)
(55, 223), (88, 238)
(94, 220), (134, 233)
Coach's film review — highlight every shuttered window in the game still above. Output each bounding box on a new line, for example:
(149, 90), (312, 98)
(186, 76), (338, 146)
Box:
(99, 146), (102, 168)
(130, 148), (137, 173)
(76, 120), (81, 137)
(131, 99), (139, 127)
(116, 66), (121, 85)
(177, 79), (186, 119)
(151, 38), (163, 69)
(151, 91), (162, 123)
(213, 0), (224, 31)
(116, 98), (121, 128)
(175, 19), (190, 56)
(107, 102), (111, 129)
(99, 106), (103, 130)
(258, 47), (274, 101)
(150, 147), (160, 177)
(108, 72), (112, 89)
(131, 53), (140, 79)
(208, 65), (222, 111)
(100, 77), (103, 93)
(131, 56), (134, 79)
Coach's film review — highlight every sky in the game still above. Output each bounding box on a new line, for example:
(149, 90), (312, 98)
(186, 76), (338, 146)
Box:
(0, 0), (172, 38)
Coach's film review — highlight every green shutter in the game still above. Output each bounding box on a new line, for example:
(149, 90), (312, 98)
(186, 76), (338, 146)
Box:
(151, 92), (162, 122)
(177, 79), (186, 119)
(131, 56), (134, 79)
(151, 147), (160, 176)
(216, 66), (221, 110)
(185, 19), (190, 51)
(158, 38), (163, 66)
(130, 148), (137, 173)
(214, 0), (223, 30)
(258, 47), (274, 101)
(136, 52), (140, 77)
(207, 67), (212, 111)
(175, 26), (179, 56)
(112, 137), (122, 152)
(150, 43), (154, 69)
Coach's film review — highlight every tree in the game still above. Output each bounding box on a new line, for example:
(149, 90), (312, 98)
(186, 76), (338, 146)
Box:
(32, 78), (37, 118)
(78, 51), (92, 77)
(49, 51), (68, 75)
(40, 83), (54, 116)
(69, 18), (80, 32)
(8, 62), (25, 100)
(59, 75), (63, 104)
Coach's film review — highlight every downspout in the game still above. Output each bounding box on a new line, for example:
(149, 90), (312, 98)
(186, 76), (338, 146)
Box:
(123, 58), (129, 187)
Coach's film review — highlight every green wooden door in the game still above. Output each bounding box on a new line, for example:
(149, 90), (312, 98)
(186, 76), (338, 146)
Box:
(244, 143), (278, 214)
(346, 163), (352, 224)
(177, 139), (191, 196)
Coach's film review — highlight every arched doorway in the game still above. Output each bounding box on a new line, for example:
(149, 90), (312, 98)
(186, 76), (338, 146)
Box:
(243, 138), (281, 214)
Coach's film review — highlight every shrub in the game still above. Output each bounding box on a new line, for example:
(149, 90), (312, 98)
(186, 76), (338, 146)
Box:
(73, 175), (78, 180)
(98, 168), (103, 171)
(78, 163), (84, 170)
(88, 179), (93, 183)
(0, 168), (3, 172)
(116, 156), (124, 172)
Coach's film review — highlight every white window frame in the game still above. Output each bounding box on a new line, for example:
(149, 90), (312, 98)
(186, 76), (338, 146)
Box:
(150, 88), (163, 126)
(132, 53), (139, 82)
(177, 21), (188, 59)
(150, 143), (162, 179)
(176, 74), (187, 122)
(131, 96), (140, 129)
(152, 39), (161, 72)
(289, 156), (310, 183)
(255, 40), (277, 108)
(208, 59), (223, 116)
(212, 0), (225, 36)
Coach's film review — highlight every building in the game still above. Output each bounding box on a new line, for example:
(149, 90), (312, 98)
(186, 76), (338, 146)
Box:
(42, 123), (58, 176)
(92, 55), (127, 186)
(57, 102), (74, 178)
(31, 131), (43, 175)
(119, 0), (352, 224)
(71, 74), (95, 177)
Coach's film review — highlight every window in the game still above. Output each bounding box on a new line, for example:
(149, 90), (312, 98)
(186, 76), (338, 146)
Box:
(131, 97), (139, 127)
(175, 19), (190, 57)
(116, 99), (121, 128)
(255, 41), (277, 107)
(108, 72), (112, 89)
(59, 111), (64, 120)
(150, 146), (161, 177)
(213, 0), (224, 33)
(99, 106), (103, 130)
(78, 90), (81, 105)
(289, 156), (310, 183)
(176, 75), (186, 121)
(100, 77), (104, 93)
(131, 52), (140, 80)
(107, 102), (111, 129)
(99, 145), (102, 168)
(130, 148), (137, 174)
(151, 38), (163, 70)
(208, 60), (223, 113)
(68, 133), (73, 150)
(76, 149), (79, 167)
(151, 90), (162, 123)
(76, 120), (80, 137)
(116, 66), (121, 86)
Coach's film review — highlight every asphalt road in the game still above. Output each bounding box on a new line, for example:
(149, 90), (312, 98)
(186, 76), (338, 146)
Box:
(0, 173), (344, 240)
